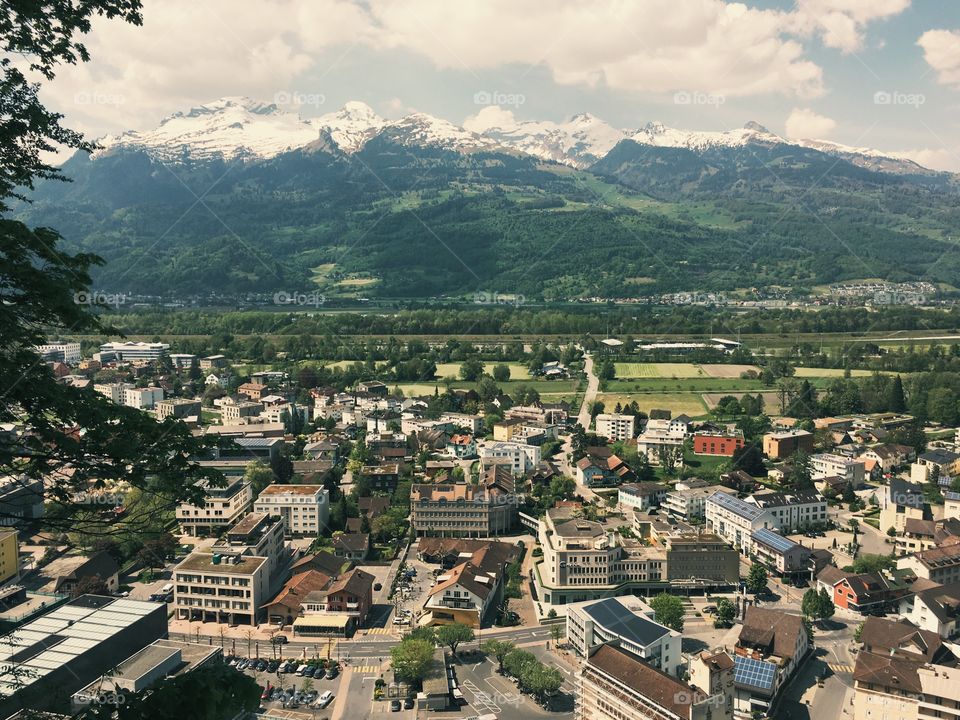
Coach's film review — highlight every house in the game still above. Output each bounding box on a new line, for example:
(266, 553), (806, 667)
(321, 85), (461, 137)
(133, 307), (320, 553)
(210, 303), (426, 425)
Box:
(358, 496), (390, 519)
(751, 528), (812, 578)
(720, 469), (758, 493)
(420, 560), (500, 628)
(301, 567), (375, 628)
(881, 478), (930, 535)
(810, 453), (865, 487)
(333, 533), (370, 561)
(829, 572), (910, 614)
(900, 582), (960, 638)
(54, 552), (120, 595)
(262, 570), (333, 626)
(445, 434), (477, 459)
(359, 463), (400, 491)
(912, 449), (960, 485)
(734, 607), (810, 718)
(899, 543), (960, 584)
(291, 550), (353, 578)
(575, 450), (636, 487)
(238, 382), (268, 401)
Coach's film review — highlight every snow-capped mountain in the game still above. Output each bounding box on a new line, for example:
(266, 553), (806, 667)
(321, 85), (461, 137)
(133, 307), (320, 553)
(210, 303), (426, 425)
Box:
(92, 96), (937, 176)
(464, 108), (625, 168)
(312, 101), (385, 153)
(95, 96), (320, 162)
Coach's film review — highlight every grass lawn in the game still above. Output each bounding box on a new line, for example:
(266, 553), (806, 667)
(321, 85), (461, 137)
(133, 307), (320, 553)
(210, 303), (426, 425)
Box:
(322, 359), (389, 370)
(394, 377), (578, 400)
(614, 362), (704, 378)
(596, 392), (708, 418)
(682, 449), (731, 475)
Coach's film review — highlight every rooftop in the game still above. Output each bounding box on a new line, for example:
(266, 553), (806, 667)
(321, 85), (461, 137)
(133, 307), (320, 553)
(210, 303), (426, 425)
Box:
(175, 552), (267, 574)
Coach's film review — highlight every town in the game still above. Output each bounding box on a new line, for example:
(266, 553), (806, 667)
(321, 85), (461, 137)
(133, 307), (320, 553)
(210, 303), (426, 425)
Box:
(6, 333), (960, 720)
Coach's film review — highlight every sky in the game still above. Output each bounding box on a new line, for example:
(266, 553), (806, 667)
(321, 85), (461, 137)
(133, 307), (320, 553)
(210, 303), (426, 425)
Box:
(40, 0), (960, 170)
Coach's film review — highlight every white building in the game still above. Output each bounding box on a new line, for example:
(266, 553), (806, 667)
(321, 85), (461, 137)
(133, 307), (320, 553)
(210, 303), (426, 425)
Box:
(253, 484), (330, 537)
(172, 551), (269, 626)
(596, 413), (637, 442)
(748, 490), (828, 533)
(566, 595), (682, 676)
(810, 453), (866, 486)
(618, 482), (667, 512)
(705, 492), (775, 553)
(176, 478), (252, 536)
(123, 386), (164, 410)
(36, 341), (81, 363)
(663, 486), (733, 522)
(98, 341), (169, 362)
(480, 441), (541, 475)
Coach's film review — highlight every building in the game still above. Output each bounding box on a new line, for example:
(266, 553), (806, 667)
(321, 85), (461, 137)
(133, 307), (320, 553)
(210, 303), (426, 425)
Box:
(705, 492), (775, 553)
(579, 643), (724, 720)
(899, 544), (960, 585)
(238, 382), (268, 401)
(596, 413), (637, 442)
(881, 478), (930, 535)
(0, 595), (168, 717)
(734, 607), (810, 718)
(210, 511), (288, 577)
(762, 429), (814, 460)
(0, 475), (45, 526)
(98, 341), (169, 362)
(296, 567), (375, 635)
(124, 386), (164, 410)
(332, 533), (370, 561)
(576, 450), (636, 487)
(421, 560), (501, 628)
(54, 551), (120, 595)
(253, 484), (330, 537)
(445, 434), (477, 458)
(664, 533), (740, 585)
(175, 478), (252, 536)
(828, 571), (909, 614)
(36, 341), (81, 364)
(220, 400), (263, 423)
(618, 482), (668, 512)
(748, 490), (828, 533)
(751, 528), (812, 578)
(359, 463), (400, 491)
(810, 453), (866, 487)
(262, 570), (333, 626)
(852, 617), (960, 720)
(439, 412), (483, 434)
(0, 529), (17, 583)
(663, 486), (732, 522)
(156, 398), (202, 421)
(480, 441), (541, 476)
(411, 472), (518, 538)
(566, 595), (682, 676)
(688, 651), (736, 720)
(70, 638), (221, 711)
(899, 582), (960, 638)
(173, 551), (269, 625)
(693, 431), (745, 457)
(913, 449), (960, 485)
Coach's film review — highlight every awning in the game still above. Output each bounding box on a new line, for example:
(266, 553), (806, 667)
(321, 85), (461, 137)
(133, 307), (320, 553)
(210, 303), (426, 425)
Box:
(293, 614), (351, 629)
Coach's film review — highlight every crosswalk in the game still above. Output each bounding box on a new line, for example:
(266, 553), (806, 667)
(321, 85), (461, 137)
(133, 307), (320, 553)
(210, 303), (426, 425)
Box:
(365, 627), (393, 635)
(828, 663), (853, 674)
(351, 664), (383, 674)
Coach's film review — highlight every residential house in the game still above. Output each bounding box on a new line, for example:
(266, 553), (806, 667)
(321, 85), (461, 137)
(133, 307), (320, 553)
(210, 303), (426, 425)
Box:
(175, 478), (252, 536)
(810, 453), (865, 487)
(333, 533), (370, 561)
(899, 582), (960, 639)
(262, 570), (332, 626)
(751, 528), (813, 578)
(54, 551), (120, 595)
(734, 607), (810, 718)
(899, 544), (960, 585)
(445, 434), (477, 458)
(693, 431), (745, 457)
(618, 482), (668, 512)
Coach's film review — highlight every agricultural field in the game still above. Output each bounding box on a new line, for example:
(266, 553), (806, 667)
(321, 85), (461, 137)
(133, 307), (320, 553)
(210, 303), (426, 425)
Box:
(433, 362), (532, 380)
(614, 362), (703, 378)
(793, 367), (877, 378)
(597, 392), (708, 418)
(701, 391), (781, 411)
(321, 359), (389, 370)
(605, 378), (766, 393)
(699, 363), (760, 378)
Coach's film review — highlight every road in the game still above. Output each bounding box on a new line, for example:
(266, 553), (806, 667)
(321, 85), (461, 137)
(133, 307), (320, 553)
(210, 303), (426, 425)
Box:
(576, 352), (598, 430)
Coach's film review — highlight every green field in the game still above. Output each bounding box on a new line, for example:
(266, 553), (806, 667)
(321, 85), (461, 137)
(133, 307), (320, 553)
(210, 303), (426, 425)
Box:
(433, 362), (532, 380)
(597, 392), (708, 418)
(614, 362), (704, 378)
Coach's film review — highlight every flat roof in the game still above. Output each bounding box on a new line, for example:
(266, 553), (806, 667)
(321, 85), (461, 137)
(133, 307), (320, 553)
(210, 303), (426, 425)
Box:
(175, 553), (266, 574)
(293, 614), (351, 628)
(257, 484), (325, 497)
(580, 597), (671, 647)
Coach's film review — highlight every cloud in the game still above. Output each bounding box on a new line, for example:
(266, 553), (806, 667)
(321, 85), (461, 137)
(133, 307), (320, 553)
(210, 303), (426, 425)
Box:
(463, 106), (519, 133)
(792, 0), (910, 52)
(785, 108), (837, 139)
(891, 148), (960, 172)
(918, 29), (960, 87)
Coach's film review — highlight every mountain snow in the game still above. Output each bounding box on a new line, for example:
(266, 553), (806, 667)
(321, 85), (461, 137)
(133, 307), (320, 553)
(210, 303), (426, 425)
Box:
(95, 96), (320, 162)
(92, 96), (937, 175)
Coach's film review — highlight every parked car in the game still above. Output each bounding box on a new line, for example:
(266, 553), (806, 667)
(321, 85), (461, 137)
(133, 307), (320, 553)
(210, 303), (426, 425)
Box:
(404, 697), (414, 709)
(316, 691), (334, 708)
(272, 634), (288, 645)
(303, 666), (316, 678)
(390, 699), (401, 712)
(296, 664), (309, 676)
(325, 667), (338, 679)
(374, 583), (382, 591)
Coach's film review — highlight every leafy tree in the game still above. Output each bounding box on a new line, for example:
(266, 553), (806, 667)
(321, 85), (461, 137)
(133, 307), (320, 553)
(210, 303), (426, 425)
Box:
(390, 638), (435, 683)
(481, 639), (516, 672)
(854, 622), (865, 642)
(649, 593), (684, 632)
(492, 364), (511, 382)
(70, 574), (109, 598)
(435, 622), (474, 656)
(502, 648), (537, 679)
(243, 460), (275, 501)
(136, 532), (178, 569)
(788, 450), (813, 489)
(520, 662), (563, 705)
(0, 0), (224, 542)
(851, 554), (896, 574)
(746, 564), (768, 594)
(714, 598), (736, 628)
(459, 358), (485, 381)
(888, 375), (907, 412)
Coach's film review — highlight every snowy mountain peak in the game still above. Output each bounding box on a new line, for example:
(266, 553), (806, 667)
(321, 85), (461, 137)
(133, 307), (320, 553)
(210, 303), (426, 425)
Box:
(743, 120), (772, 134)
(313, 102), (386, 153)
(383, 113), (497, 152)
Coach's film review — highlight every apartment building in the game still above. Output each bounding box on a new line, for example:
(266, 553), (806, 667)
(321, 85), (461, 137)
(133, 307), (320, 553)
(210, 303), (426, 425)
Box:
(810, 453), (866, 487)
(566, 595), (682, 676)
(94, 382), (164, 409)
(172, 551), (269, 625)
(705, 492), (775, 553)
(480, 441), (541, 475)
(734, 607), (809, 718)
(411, 471), (517, 538)
(175, 478), (253, 536)
(762, 429), (814, 460)
(421, 560), (501, 628)
(692, 431), (745, 457)
(618, 482), (668, 512)
(899, 582), (960, 638)
(220, 400), (263, 423)
(899, 544), (960, 585)
(0, 529), (18, 583)
(664, 532), (740, 585)
(36, 341), (81, 364)
(209, 511), (287, 577)
(199, 354), (228, 369)
(749, 491), (828, 533)
(596, 413), (637, 442)
(156, 398), (201, 421)
(663, 486), (733, 522)
(579, 643), (720, 720)
(238, 382), (268, 401)
(881, 478), (930, 535)
(253, 484), (330, 537)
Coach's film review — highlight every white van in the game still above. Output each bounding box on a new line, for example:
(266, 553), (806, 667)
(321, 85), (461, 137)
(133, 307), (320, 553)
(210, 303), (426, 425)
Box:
(296, 664), (309, 676)
(451, 688), (466, 706)
(160, 583), (173, 594)
(315, 691), (334, 708)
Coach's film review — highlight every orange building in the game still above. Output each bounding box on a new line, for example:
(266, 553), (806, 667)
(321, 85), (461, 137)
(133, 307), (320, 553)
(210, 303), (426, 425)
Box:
(693, 432), (745, 457)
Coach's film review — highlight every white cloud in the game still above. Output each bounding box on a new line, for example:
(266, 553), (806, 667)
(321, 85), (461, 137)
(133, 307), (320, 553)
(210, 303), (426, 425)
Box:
(463, 106), (519, 133)
(785, 107), (837, 139)
(918, 29), (960, 88)
(892, 147), (960, 172)
(792, 0), (910, 52)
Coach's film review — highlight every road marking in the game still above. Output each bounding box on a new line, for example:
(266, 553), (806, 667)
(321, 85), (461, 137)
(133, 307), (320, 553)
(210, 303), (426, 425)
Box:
(828, 663), (853, 673)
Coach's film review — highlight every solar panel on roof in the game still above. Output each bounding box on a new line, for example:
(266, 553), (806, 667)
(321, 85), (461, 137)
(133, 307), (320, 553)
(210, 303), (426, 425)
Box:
(734, 656), (776, 691)
(710, 492), (765, 520)
(752, 528), (799, 554)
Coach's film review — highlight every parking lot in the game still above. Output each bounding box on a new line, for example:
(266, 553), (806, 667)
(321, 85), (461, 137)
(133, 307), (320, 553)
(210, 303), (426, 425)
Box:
(228, 653), (346, 713)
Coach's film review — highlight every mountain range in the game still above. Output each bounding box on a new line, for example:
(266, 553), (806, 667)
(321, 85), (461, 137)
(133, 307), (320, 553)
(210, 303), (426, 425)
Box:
(18, 96), (960, 300)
